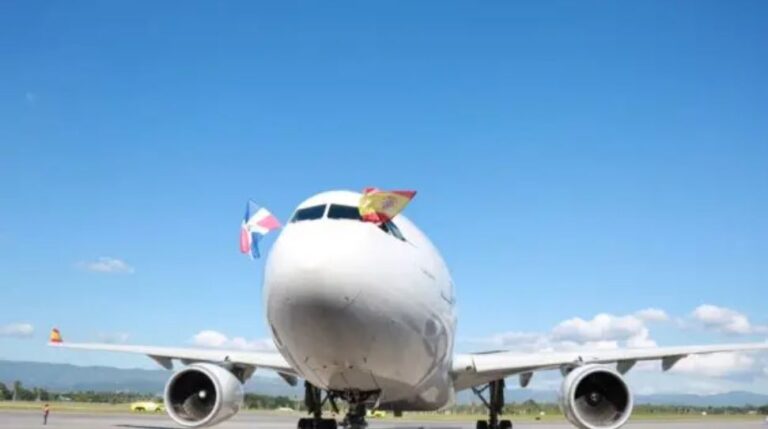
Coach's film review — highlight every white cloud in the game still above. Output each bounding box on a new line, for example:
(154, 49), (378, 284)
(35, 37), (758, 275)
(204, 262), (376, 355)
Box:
(625, 328), (657, 348)
(192, 330), (228, 347)
(476, 305), (765, 354)
(0, 323), (34, 338)
(691, 304), (766, 335)
(671, 353), (756, 377)
(477, 310), (660, 353)
(97, 332), (130, 344)
(79, 257), (135, 274)
(635, 308), (670, 322)
(551, 313), (654, 347)
(191, 330), (275, 351)
(468, 305), (768, 393)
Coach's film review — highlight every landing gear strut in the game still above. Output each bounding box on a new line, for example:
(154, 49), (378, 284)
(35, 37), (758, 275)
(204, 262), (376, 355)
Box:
(341, 403), (367, 429)
(339, 390), (377, 429)
(472, 379), (512, 429)
(298, 382), (338, 429)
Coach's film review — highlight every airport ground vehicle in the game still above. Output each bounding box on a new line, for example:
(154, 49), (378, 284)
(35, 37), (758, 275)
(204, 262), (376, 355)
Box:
(130, 401), (164, 413)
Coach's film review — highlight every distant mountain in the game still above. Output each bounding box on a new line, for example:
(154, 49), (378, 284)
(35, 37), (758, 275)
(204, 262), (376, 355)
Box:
(1, 360), (766, 406)
(635, 391), (768, 407)
(0, 360), (300, 397)
(458, 389), (768, 407)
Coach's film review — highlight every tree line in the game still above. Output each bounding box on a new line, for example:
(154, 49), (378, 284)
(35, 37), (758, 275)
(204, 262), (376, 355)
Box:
(0, 381), (296, 410)
(0, 381), (52, 402)
(453, 399), (768, 416)
(2, 381), (767, 415)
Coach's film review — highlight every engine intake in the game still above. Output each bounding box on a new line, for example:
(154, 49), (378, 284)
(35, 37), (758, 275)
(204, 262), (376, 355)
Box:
(559, 365), (633, 429)
(164, 363), (244, 427)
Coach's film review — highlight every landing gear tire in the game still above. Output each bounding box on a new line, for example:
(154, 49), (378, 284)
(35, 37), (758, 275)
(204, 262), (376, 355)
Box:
(298, 418), (338, 429)
(475, 420), (510, 429)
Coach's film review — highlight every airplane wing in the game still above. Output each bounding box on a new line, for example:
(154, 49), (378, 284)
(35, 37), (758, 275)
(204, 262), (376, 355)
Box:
(451, 342), (768, 391)
(48, 329), (298, 383)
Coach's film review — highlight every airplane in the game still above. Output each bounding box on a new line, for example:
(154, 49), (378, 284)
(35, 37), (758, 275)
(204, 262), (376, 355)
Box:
(50, 190), (768, 429)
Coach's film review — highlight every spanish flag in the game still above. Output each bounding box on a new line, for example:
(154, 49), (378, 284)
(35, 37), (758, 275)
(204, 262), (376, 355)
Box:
(358, 188), (416, 223)
(49, 328), (62, 344)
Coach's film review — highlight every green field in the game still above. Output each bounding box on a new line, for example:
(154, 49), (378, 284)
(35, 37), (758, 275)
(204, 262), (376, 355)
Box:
(0, 401), (130, 413)
(0, 401), (763, 423)
(385, 411), (761, 423)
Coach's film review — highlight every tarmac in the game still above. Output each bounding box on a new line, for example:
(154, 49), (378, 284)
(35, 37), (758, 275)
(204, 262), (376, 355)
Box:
(0, 411), (767, 429)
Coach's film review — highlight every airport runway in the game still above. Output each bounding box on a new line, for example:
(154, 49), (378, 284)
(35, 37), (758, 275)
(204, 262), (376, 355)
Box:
(0, 411), (766, 429)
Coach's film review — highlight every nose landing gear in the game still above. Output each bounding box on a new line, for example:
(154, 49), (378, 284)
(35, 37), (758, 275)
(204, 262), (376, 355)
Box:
(340, 403), (367, 429)
(299, 382), (339, 429)
(339, 389), (378, 429)
(472, 379), (512, 429)
(298, 384), (380, 429)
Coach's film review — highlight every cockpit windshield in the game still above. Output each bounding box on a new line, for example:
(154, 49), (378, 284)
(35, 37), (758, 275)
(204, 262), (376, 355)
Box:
(291, 205), (326, 222)
(327, 204), (362, 220)
(326, 204), (406, 241)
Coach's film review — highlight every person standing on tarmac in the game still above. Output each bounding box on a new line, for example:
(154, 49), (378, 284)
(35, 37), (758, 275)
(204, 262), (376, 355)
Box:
(43, 403), (50, 425)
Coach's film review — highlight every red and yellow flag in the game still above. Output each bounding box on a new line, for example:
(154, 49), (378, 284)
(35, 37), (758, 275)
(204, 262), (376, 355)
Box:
(358, 188), (416, 223)
(49, 328), (62, 344)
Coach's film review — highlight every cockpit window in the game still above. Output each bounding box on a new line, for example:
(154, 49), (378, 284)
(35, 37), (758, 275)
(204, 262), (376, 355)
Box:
(327, 204), (362, 221)
(326, 204), (406, 241)
(291, 205), (326, 222)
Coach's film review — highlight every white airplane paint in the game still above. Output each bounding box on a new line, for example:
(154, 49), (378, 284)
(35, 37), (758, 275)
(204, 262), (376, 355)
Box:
(265, 191), (456, 411)
(51, 190), (768, 429)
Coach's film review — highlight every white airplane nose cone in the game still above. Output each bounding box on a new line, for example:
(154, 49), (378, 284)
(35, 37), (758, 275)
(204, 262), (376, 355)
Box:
(265, 223), (375, 311)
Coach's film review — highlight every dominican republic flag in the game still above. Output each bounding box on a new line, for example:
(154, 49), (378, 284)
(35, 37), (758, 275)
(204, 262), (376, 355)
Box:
(240, 201), (281, 259)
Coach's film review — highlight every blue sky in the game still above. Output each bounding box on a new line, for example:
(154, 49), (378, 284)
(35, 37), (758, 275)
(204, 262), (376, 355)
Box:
(1, 1), (767, 394)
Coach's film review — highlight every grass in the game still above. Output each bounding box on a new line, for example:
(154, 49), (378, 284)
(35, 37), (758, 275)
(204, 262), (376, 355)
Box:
(381, 411), (761, 423)
(0, 401), (763, 422)
(0, 401), (137, 413)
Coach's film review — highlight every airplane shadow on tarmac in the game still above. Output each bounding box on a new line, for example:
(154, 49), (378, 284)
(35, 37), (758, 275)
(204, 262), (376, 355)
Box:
(116, 425), (177, 429)
(115, 424), (461, 429)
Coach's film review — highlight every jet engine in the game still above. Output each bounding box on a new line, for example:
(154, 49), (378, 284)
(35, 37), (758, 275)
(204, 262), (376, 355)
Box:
(164, 363), (245, 427)
(559, 365), (633, 429)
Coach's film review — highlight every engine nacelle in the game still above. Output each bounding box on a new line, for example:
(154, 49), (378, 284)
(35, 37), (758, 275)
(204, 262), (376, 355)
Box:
(164, 363), (244, 427)
(559, 365), (633, 429)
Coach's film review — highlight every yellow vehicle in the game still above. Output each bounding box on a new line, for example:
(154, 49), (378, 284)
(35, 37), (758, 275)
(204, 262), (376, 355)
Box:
(366, 410), (387, 418)
(130, 401), (164, 412)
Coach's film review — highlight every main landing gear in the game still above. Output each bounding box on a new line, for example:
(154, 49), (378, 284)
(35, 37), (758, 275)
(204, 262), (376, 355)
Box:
(472, 379), (512, 429)
(298, 382), (338, 429)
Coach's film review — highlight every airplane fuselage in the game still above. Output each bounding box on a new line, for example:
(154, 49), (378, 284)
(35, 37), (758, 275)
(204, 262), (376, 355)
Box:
(264, 191), (457, 410)
(51, 189), (768, 429)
